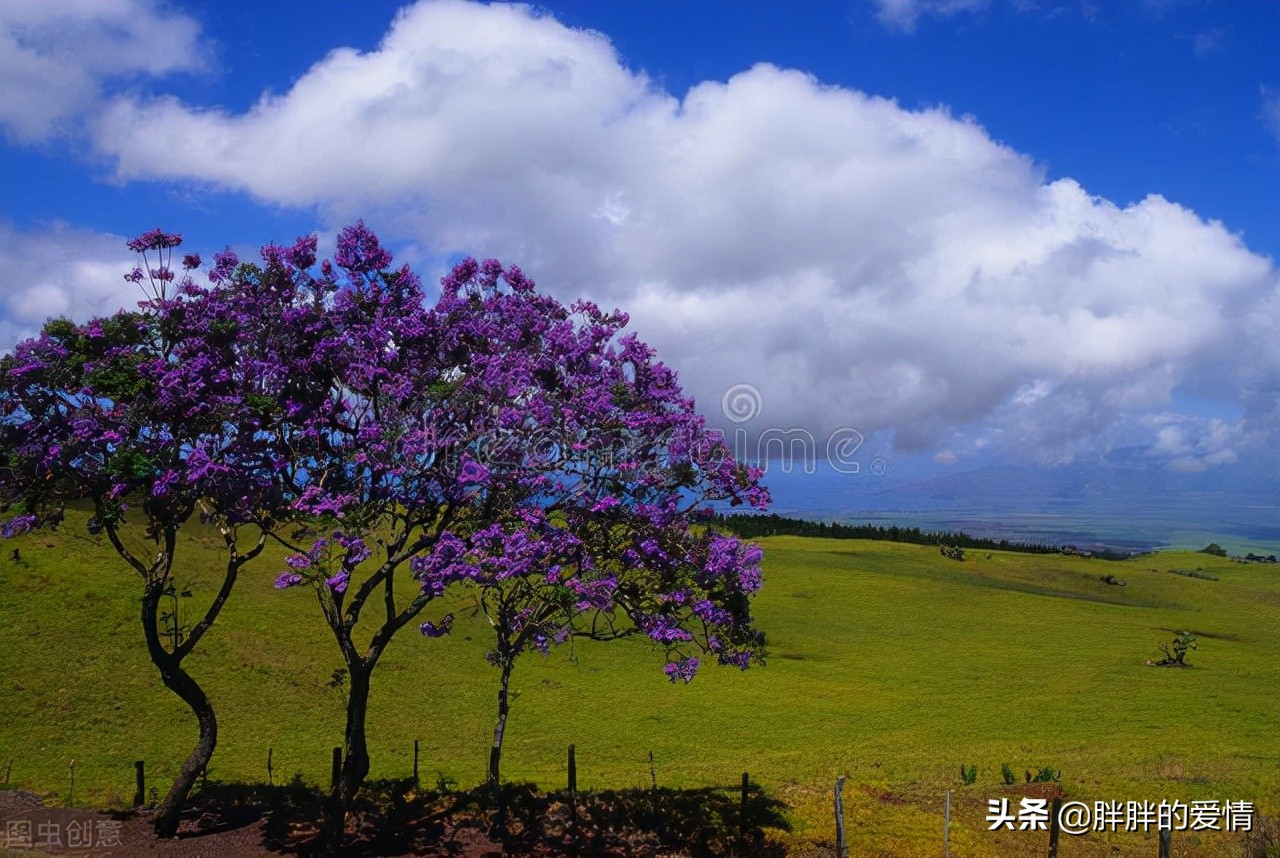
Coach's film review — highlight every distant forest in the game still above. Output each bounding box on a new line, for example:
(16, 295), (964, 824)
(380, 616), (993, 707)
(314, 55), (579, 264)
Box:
(714, 513), (1141, 560)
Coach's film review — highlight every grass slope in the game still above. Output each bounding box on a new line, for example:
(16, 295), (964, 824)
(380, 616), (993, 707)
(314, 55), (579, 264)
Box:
(1, 514), (1276, 856)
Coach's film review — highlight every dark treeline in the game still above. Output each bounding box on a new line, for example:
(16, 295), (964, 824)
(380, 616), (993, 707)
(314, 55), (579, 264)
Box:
(714, 513), (1142, 560)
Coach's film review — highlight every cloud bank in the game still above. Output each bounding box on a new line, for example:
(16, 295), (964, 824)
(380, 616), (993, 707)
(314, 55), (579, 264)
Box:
(0, 222), (139, 348)
(7, 0), (1279, 470)
(0, 0), (204, 142)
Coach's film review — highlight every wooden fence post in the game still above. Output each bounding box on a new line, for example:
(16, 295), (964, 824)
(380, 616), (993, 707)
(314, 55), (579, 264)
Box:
(943, 788), (952, 858)
(568, 744), (577, 793)
(330, 747), (342, 791)
(648, 750), (657, 791)
(3, 758), (11, 785)
(413, 740), (419, 789)
(134, 761), (145, 807)
(67, 760), (75, 807)
(568, 744), (579, 844)
(740, 772), (750, 836)
(1047, 796), (1062, 858)
(1158, 826), (1172, 858)
(267, 748), (273, 787)
(834, 776), (847, 858)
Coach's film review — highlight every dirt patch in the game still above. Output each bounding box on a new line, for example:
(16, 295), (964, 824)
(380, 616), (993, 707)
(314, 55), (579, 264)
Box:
(859, 785), (908, 806)
(0, 781), (790, 857)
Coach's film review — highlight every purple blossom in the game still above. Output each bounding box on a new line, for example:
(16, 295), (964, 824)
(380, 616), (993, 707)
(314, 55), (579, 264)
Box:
(334, 221), (392, 275)
(420, 613), (455, 638)
(287, 235), (318, 270)
(589, 495), (620, 513)
(663, 657), (700, 684)
(456, 457), (491, 486)
(152, 469), (180, 497)
(1, 514), (37, 539)
(274, 572), (304, 589)
(334, 532), (372, 565)
(639, 614), (694, 644)
(692, 599), (732, 626)
(208, 248), (239, 284)
(126, 228), (182, 252)
(181, 254), (201, 270)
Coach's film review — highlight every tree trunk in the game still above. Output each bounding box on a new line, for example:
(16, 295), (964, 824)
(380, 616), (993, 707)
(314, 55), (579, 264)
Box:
(339, 665), (372, 799)
(151, 659), (217, 838)
(488, 661), (513, 787)
(486, 660), (514, 834)
(325, 662), (372, 850)
(137, 580), (218, 839)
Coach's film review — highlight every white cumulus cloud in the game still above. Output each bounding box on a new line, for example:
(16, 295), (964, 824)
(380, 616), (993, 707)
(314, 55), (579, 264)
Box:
(0, 222), (141, 348)
(0, 0), (205, 142)
(43, 0), (1280, 467)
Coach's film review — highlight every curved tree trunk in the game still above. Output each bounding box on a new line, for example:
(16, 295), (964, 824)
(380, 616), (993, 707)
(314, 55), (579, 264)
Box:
(110, 518), (255, 840)
(152, 662), (217, 838)
(139, 581), (219, 839)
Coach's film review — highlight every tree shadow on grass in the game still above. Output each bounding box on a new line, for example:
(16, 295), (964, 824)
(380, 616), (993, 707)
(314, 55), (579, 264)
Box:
(170, 776), (790, 856)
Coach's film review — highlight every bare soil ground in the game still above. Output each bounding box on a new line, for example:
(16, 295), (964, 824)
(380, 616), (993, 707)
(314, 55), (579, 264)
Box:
(1, 781), (788, 857)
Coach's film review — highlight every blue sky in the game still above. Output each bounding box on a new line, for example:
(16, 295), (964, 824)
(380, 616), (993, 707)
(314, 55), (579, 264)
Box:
(2, 0), (1278, 492)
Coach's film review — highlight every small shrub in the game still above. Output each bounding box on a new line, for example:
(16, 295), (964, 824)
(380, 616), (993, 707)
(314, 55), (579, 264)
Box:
(1168, 567), (1219, 581)
(1149, 631), (1197, 667)
(1030, 767), (1060, 783)
(959, 764), (978, 785)
(1001, 763), (1016, 785)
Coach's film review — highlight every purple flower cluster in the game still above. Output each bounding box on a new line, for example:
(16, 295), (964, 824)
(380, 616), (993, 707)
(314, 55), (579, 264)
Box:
(419, 613), (455, 638)
(0, 514), (37, 539)
(334, 221), (392, 275)
(663, 657), (700, 684)
(126, 228), (182, 252)
(639, 613), (695, 644)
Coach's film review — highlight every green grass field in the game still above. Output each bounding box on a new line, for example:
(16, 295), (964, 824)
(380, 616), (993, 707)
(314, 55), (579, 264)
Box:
(2, 512), (1276, 856)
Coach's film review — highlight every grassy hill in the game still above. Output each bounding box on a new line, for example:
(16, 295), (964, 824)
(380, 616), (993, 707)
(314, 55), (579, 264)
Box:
(2, 512), (1276, 856)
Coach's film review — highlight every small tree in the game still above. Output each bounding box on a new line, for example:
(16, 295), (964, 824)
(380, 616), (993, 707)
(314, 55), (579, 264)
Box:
(399, 258), (769, 793)
(1153, 630), (1197, 667)
(0, 230), (312, 836)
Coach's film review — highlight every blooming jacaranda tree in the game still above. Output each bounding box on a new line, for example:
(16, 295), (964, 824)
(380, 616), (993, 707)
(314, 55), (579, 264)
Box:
(0, 229), (324, 837)
(406, 258), (771, 794)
